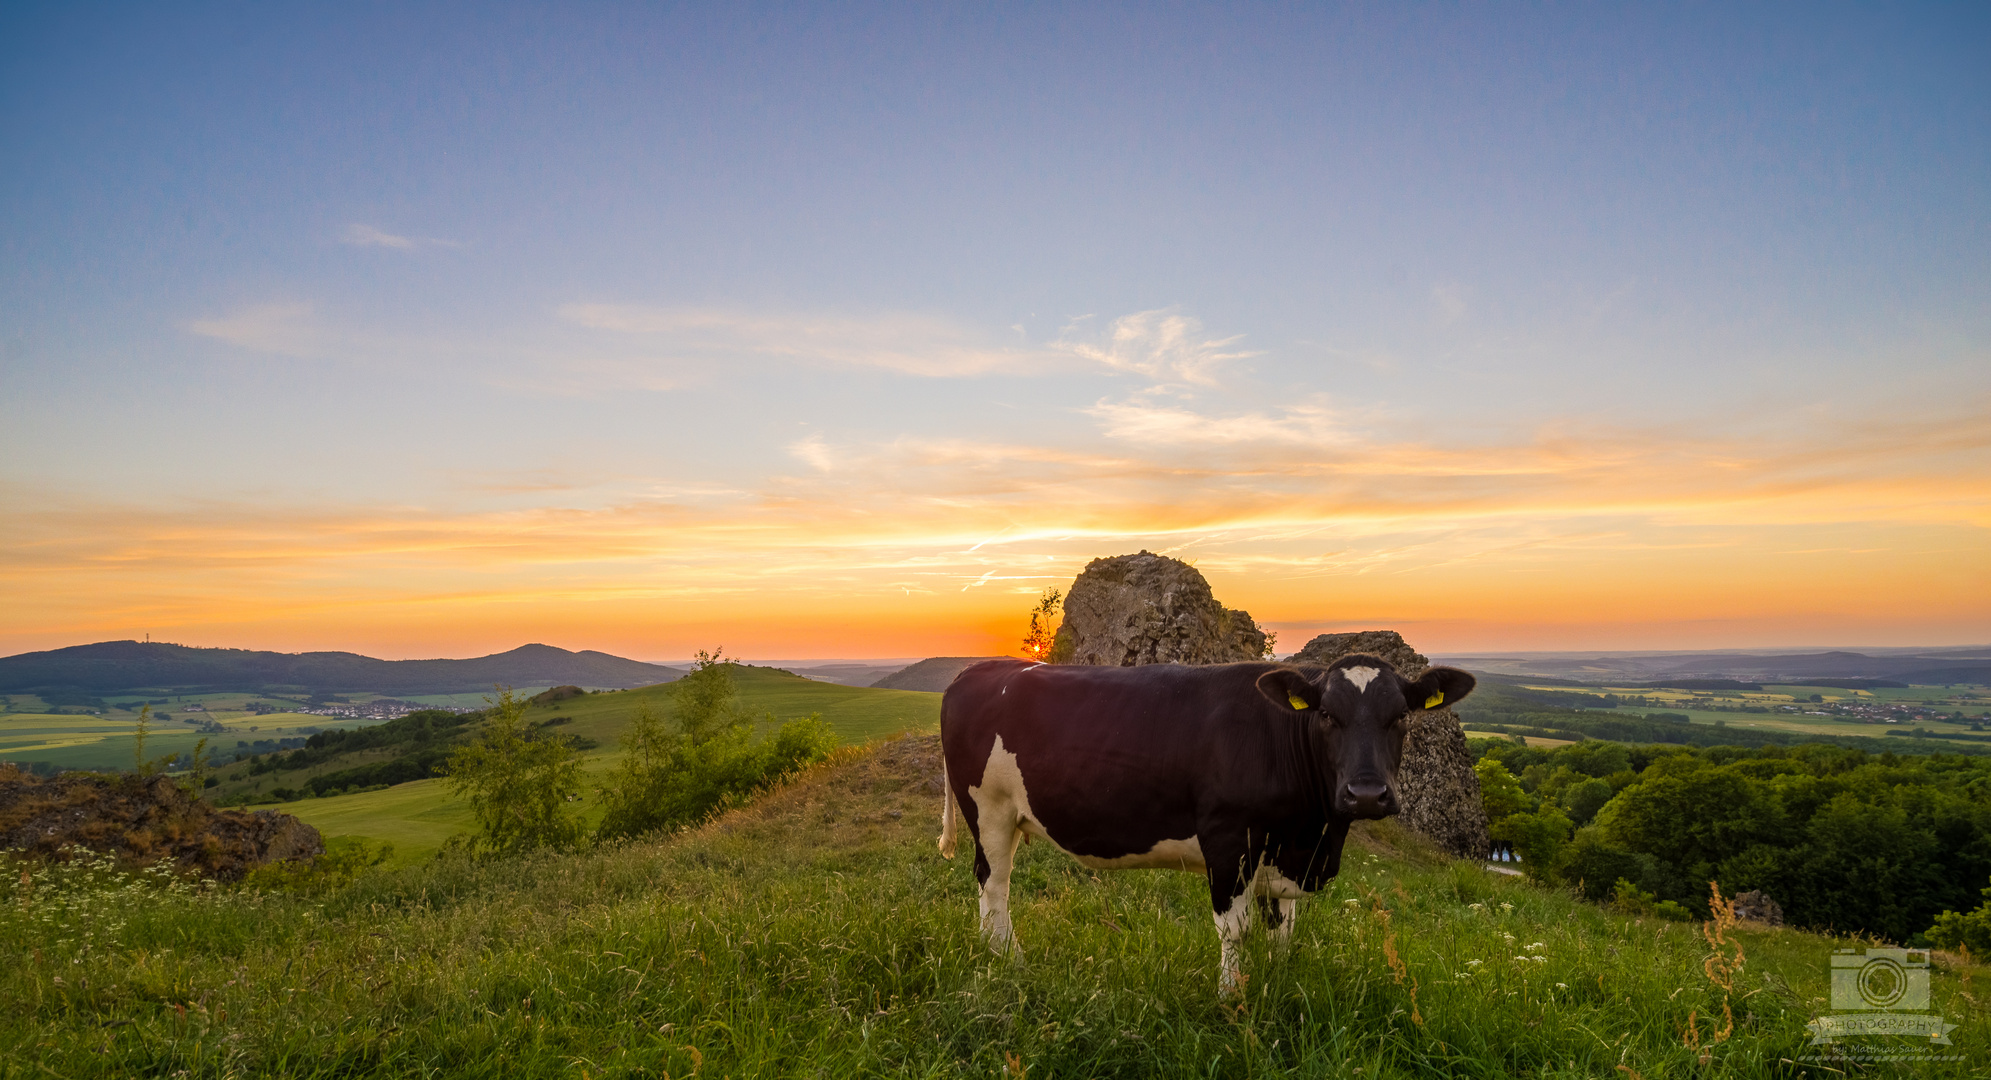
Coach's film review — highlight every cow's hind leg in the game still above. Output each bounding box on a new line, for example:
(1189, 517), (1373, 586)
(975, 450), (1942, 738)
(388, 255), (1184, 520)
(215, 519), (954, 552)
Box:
(973, 817), (1025, 957)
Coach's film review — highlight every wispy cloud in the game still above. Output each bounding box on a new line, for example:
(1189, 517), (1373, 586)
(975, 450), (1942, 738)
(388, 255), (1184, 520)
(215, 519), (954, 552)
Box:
(789, 434), (836, 472)
(341, 224), (459, 250)
(1084, 400), (1360, 449)
(1052, 309), (1259, 387)
(561, 304), (1058, 378)
(186, 302), (326, 358)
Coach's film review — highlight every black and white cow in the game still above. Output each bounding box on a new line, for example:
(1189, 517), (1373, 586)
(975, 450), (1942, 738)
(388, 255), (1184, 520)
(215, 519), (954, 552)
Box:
(937, 654), (1475, 992)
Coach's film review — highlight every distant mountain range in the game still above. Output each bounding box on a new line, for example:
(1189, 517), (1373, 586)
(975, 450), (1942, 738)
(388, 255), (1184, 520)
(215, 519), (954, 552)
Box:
(1432, 648), (1991, 686)
(0, 641), (685, 697)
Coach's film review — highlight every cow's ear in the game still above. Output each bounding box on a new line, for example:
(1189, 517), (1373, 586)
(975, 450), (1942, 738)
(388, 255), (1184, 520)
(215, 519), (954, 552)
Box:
(1407, 667), (1476, 711)
(1256, 669), (1321, 713)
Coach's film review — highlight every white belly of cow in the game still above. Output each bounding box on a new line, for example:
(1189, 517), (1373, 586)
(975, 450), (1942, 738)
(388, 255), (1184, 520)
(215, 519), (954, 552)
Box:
(1073, 836), (1206, 871)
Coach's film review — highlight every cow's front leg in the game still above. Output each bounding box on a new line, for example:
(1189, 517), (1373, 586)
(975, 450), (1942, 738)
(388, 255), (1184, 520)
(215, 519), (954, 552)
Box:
(973, 822), (1025, 956)
(1204, 836), (1259, 996)
(1255, 892), (1297, 951)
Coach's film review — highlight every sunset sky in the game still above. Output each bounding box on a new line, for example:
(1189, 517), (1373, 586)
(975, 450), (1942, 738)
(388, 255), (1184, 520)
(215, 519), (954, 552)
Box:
(3, 3), (1987, 661)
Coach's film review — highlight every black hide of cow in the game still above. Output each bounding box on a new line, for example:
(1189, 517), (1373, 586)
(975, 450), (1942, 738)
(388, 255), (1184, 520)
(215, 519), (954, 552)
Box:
(937, 653), (1475, 991)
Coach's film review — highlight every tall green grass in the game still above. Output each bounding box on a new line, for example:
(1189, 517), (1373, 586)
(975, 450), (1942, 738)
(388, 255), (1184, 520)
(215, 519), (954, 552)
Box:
(4, 737), (1983, 1077)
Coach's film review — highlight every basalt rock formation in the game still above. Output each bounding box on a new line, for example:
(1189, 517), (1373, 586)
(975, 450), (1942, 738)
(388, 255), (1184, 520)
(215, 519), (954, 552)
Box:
(1052, 552), (1269, 667)
(0, 765), (324, 880)
(1292, 630), (1490, 860)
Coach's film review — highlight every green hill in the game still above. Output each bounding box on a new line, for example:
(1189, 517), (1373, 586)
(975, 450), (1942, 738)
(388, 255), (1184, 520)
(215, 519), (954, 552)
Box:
(252, 665), (941, 862)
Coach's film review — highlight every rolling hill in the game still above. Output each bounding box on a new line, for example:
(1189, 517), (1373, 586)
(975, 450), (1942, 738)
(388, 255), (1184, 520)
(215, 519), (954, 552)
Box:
(869, 655), (1008, 691)
(0, 640), (685, 697)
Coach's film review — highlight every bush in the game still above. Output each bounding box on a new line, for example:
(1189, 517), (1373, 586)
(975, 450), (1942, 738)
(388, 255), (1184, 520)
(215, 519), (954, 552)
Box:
(241, 838), (393, 894)
(1927, 898), (1991, 957)
(595, 651), (836, 841)
(1609, 878), (1693, 921)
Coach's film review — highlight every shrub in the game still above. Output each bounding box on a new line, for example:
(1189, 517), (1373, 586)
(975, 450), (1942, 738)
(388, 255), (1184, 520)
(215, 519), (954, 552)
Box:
(595, 651), (836, 841)
(242, 838), (393, 894)
(1926, 878), (1991, 956)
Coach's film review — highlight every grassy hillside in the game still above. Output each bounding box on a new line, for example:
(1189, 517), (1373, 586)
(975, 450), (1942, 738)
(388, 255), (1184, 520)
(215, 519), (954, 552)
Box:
(270, 666), (941, 863)
(4, 734), (1982, 1077)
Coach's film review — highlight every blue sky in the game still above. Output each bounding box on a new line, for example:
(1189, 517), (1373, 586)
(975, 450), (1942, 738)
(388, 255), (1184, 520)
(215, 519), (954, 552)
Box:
(3, 3), (1987, 658)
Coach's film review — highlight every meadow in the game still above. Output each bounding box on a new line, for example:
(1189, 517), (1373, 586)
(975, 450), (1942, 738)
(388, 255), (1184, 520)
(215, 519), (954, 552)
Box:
(7, 732), (1986, 1078)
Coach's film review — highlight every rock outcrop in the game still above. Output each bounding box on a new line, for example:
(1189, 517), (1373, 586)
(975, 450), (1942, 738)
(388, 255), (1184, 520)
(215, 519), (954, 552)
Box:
(1292, 630), (1489, 860)
(1052, 552), (1268, 666)
(0, 765), (324, 880)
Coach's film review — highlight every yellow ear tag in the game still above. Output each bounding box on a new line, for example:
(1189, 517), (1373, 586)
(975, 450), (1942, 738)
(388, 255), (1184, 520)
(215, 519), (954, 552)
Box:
(1423, 691), (1445, 709)
(1288, 693), (1310, 711)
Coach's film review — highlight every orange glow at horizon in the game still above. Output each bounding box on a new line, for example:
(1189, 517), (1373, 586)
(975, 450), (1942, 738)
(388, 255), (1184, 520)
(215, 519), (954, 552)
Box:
(5, 400), (1986, 659)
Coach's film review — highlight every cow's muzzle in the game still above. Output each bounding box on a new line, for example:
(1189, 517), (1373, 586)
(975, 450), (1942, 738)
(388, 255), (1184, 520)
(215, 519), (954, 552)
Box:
(1337, 780), (1397, 818)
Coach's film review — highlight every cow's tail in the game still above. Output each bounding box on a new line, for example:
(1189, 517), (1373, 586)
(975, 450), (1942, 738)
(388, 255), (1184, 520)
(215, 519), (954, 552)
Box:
(937, 760), (958, 859)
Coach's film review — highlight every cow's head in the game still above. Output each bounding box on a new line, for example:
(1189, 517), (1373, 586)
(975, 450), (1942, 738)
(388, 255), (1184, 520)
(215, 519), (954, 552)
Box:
(1255, 654), (1476, 819)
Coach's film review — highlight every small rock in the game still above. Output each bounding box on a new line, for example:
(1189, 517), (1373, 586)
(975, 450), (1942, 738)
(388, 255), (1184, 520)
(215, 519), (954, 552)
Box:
(1732, 890), (1784, 926)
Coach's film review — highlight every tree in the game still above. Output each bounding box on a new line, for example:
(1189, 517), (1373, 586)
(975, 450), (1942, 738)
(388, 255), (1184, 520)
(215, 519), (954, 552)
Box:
(1474, 757), (1532, 823)
(1492, 805), (1572, 882)
(1021, 588), (1062, 661)
(132, 704), (154, 775)
(444, 687), (585, 856)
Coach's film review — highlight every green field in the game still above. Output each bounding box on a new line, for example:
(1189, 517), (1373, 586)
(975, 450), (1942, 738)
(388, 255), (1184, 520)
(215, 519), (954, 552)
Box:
(5, 735), (1984, 1078)
(265, 666), (942, 863)
(286, 779), (475, 864)
(0, 707), (368, 772)
(1512, 681), (1990, 742)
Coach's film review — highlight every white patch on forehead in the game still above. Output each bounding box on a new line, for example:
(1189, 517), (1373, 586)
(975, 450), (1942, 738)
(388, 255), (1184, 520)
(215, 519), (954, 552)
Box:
(1339, 665), (1382, 692)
